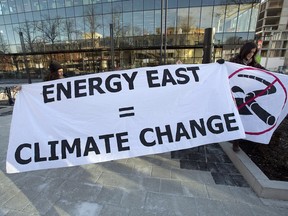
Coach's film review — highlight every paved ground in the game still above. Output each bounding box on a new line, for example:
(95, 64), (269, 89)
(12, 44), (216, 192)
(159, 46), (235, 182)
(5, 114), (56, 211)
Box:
(0, 106), (288, 216)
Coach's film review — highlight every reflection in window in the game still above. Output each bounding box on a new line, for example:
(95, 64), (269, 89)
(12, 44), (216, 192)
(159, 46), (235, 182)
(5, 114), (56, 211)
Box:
(23, 0), (32, 12)
(178, 0), (190, 8)
(103, 2), (112, 14)
(249, 4), (258, 32)
(11, 14), (19, 24)
(123, 12), (132, 36)
(133, 11), (143, 36)
(32, 11), (41, 21)
(0, 1), (8, 14)
(112, 1), (122, 13)
(177, 8), (189, 34)
(144, 0), (154, 10)
(31, 0), (40, 11)
(8, 0), (17, 13)
(213, 6), (226, 33)
(47, 0), (57, 9)
(166, 9), (176, 33)
(123, 0), (132, 12)
(144, 11), (155, 35)
(200, 6), (213, 30)
(4, 14), (12, 24)
(57, 8), (66, 17)
(66, 7), (75, 18)
(102, 13), (112, 37)
(74, 6), (83, 17)
(39, 0), (48, 10)
(167, 0), (177, 8)
(133, 0), (143, 11)
(223, 5), (239, 32)
(65, 0), (73, 7)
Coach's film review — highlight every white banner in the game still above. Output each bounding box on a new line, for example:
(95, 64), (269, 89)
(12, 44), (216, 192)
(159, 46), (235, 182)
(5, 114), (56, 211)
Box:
(6, 63), (245, 173)
(226, 62), (288, 144)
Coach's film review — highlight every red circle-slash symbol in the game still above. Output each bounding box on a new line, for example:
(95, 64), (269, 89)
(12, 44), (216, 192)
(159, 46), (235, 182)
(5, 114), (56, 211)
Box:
(229, 67), (287, 135)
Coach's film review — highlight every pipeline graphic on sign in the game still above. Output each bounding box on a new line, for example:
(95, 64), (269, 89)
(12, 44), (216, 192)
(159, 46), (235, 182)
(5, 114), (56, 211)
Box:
(232, 74), (276, 126)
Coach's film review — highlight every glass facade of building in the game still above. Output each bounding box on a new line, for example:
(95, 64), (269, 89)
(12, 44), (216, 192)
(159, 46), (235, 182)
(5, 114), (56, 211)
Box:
(0, 0), (261, 78)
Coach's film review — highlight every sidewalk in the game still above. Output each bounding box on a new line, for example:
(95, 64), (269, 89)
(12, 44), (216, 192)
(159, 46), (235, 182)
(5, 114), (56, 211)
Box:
(0, 108), (287, 216)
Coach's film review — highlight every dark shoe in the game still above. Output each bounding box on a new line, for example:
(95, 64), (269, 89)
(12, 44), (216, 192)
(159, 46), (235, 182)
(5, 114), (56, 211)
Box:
(233, 143), (240, 152)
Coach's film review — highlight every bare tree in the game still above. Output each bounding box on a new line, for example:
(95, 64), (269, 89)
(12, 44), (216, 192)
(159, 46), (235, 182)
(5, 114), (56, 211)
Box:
(62, 18), (81, 50)
(0, 33), (11, 72)
(36, 14), (62, 51)
(84, 5), (102, 72)
(16, 20), (38, 52)
(111, 8), (123, 48)
(0, 33), (9, 54)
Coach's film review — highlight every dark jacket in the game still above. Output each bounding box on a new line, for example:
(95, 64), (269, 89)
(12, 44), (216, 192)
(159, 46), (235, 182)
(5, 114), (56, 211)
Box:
(230, 54), (265, 70)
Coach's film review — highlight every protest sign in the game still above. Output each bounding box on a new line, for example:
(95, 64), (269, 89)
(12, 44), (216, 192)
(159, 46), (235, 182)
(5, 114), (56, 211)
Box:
(226, 62), (288, 144)
(6, 63), (245, 173)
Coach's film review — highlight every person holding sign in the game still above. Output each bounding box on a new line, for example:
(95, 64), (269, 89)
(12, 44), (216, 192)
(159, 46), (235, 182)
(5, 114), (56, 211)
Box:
(229, 42), (266, 152)
(230, 42), (265, 69)
(44, 61), (65, 81)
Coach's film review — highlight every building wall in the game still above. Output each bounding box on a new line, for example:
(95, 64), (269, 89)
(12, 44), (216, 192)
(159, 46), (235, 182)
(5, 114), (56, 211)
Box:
(256, 0), (288, 71)
(0, 0), (261, 76)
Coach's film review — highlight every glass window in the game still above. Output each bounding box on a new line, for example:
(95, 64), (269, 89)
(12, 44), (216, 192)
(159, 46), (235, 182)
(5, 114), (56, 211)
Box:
(133, 0), (143, 11)
(200, 6), (213, 29)
(66, 7), (75, 18)
(47, 0), (57, 9)
(8, 0), (17, 13)
(144, 10), (155, 34)
(112, 1), (122, 12)
(39, 0), (48, 10)
(123, 0), (132, 12)
(0, 1), (9, 14)
(178, 0), (189, 8)
(95, 3), (103, 14)
(167, 0), (177, 8)
(133, 11), (143, 36)
(11, 14), (18, 24)
(4, 14), (12, 24)
(166, 9), (176, 33)
(65, 0), (73, 7)
(25, 12), (34, 21)
(213, 6), (226, 33)
(18, 13), (25, 22)
(74, 0), (83, 6)
(32, 11), (41, 21)
(57, 0), (65, 8)
(6, 24), (15, 45)
(103, 2), (112, 14)
(123, 12), (132, 36)
(23, 0), (32, 12)
(75, 17), (85, 38)
(249, 4), (258, 32)
(154, 0), (161, 9)
(176, 8), (187, 34)
(16, 0), (24, 13)
(190, 0), (202, 7)
(102, 13), (112, 37)
(154, 9), (161, 35)
(48, 9), (57, 17)
(224, 5), (240, 32)
(57, 8), (66, 17)
(144, 0), (154, 10)
(189, 8), (200, 29)
(74, 6), (84, 17)
(31, 0), (40, 11)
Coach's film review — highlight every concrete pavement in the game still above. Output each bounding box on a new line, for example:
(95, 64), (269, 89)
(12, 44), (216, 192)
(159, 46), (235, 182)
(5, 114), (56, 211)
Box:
(0, 106), (287, 216)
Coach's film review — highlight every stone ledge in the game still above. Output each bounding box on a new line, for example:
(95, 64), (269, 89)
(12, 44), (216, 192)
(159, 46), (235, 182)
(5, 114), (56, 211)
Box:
(220, 141), (288, 201)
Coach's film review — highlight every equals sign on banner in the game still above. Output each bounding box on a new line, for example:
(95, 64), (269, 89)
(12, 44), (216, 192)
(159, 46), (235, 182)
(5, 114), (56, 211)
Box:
(119, 106), (135, 118)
